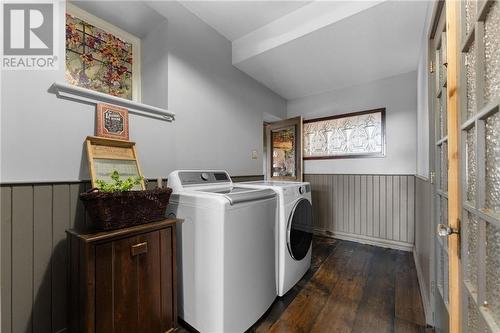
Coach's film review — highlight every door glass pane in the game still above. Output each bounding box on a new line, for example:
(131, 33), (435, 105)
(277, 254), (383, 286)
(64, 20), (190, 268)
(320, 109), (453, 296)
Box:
(271, 127), (296, 177)
(466, 127), (477, 204)
(485, 112), (500, 215)
(441, 142), (448, 191)
(438, 45), (445, 88)
(439, 96), (447, 138)
(486, 222), (500, 324)
(438, 244), (449, 305)
(484, 0), (500, 103)
(465, 42), (477, 119)
(441, 34), (447, 89)
(467, 295), (483, 332)
(465, 0), (476, 36)
(466, 212), (479, 290)
(442, 198), (448, 249)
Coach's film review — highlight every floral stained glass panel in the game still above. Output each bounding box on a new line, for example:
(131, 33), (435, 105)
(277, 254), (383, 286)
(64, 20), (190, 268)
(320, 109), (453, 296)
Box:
(65, 14), (133, 100)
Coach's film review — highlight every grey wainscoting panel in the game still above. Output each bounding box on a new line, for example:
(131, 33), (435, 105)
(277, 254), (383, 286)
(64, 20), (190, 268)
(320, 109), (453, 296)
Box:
(12, 186), (34, 333)
(33, 185), (53, 333)
(1, 179), (167, 333)
(1, 186), (13, 333)
(305, 174), (416, 251)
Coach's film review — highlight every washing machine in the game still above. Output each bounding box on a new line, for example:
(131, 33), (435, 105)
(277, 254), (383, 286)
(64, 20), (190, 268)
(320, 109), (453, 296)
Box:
(238, 180), (313, 296)
(166, 170), (278, 333)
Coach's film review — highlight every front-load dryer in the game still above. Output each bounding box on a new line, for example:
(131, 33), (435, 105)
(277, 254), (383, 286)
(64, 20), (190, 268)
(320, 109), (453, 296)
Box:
(238, 181), (313, 296)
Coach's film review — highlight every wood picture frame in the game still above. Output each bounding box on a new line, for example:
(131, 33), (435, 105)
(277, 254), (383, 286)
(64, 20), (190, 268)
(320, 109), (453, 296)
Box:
(96, 103), (129, 141)
(85, 136), (145, 190)
(303, 108), (386, 160)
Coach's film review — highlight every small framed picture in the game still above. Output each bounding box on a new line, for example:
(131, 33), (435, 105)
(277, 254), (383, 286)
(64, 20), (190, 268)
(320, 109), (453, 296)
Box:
(96, 103), (129, 141)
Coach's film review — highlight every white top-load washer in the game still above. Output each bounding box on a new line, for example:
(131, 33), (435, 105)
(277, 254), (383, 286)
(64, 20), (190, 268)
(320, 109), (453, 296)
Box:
(166, 170), (277, 333)
(238, 180), (313, 297)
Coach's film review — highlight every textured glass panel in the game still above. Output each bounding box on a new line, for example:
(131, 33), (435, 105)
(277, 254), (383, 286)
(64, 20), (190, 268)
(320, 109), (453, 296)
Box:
(467, 295), (481, 332)
(439, 92), (448, 139)
(272, 127), (296, 177)
(466, 213), (480, 290)
(467, 127), (477, 204)
(439, 96), (444, 138)
(465, 0), (477, 36)
(484, 0), (500, 102)
(465, 42), (477, 118)
(486, 222), (500, 325)
(443, 94), (448, 138)
(438, 244), (445, 293)
(442, 198), (448, 249)
(303, 110), (383, 158)
(485, 112), (500, 215)
(439, 45), (444, 88)
(65, 13), (134, 100)
(441, 142), (448, 191)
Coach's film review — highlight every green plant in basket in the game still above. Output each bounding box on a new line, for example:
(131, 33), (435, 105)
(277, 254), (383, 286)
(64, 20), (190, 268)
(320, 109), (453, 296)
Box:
(96, 170), (144, 192)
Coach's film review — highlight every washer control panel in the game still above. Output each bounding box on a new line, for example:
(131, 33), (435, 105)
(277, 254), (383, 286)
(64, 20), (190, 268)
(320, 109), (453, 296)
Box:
(179, 171), (231, 185)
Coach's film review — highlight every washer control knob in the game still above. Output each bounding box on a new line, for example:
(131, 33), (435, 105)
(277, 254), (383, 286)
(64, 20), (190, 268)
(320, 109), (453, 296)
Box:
(299, 186), (305, 194)
(200, 173), (210, 181)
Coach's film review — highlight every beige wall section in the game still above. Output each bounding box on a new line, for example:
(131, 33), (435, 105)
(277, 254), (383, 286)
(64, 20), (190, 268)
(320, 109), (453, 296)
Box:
(414, 176), (433, 325)
(305, 174), (415, 251)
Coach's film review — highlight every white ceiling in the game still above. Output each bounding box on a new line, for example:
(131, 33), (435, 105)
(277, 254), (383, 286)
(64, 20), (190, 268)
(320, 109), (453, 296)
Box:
(179, 1), (312, 41)
(181, 0), (430, 100)
(71, 1), (166, 38)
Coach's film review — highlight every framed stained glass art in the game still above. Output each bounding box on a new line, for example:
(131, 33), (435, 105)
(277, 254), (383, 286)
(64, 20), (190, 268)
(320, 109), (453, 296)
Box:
(65, 4), (141, 101)
(303, 108), (385, 159)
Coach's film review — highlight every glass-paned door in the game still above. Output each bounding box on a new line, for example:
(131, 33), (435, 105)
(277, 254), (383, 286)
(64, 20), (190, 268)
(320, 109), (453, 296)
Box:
(460, 0), (500, 331)
(266, 117), (303, 181)
(431, 4), (451, 326)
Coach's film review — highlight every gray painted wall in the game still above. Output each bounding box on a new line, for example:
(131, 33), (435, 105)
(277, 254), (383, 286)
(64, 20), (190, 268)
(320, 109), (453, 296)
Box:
(287, 71), (418, 175)
(306, 174), (415, 251)
(0, 1), (286, 183)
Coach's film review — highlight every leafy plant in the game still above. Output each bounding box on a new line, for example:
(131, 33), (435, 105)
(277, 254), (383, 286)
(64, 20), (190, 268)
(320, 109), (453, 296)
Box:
(96, 170), (143, 192)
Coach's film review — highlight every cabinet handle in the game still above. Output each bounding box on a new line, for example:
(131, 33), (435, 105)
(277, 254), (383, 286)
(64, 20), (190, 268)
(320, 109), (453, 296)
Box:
(131, 242), (148, 256)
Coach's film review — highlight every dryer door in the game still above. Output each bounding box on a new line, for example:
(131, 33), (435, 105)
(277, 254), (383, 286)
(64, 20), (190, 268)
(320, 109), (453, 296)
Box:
(287, 198), (313, 260)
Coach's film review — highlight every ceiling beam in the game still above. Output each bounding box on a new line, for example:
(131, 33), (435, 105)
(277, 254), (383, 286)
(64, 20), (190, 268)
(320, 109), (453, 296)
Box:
(232, 0), (387, 65)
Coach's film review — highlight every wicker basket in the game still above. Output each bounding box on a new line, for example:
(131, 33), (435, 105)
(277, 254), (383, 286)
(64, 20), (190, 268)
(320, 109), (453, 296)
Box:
(80, 187), (172, 231)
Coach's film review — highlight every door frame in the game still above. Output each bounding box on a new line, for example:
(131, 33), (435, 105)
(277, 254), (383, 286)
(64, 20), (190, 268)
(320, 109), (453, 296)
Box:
(445, 1), (462, 331)
(429, 0), (461, 331)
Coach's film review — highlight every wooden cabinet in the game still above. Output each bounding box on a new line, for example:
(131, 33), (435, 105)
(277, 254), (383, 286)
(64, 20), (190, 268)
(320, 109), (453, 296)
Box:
(67, 219), (177, 333)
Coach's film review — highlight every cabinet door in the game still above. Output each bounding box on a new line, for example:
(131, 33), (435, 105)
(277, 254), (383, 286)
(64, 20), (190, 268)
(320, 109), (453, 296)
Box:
(95, 228), (174, 333)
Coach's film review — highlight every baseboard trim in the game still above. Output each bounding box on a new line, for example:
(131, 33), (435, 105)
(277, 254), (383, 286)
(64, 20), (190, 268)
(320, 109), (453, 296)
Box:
(413, 247), (433, 326)
(313, 228), (413, 252)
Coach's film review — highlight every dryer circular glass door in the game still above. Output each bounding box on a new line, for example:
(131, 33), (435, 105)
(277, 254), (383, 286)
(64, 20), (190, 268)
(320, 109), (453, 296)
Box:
(287, 198), (313, 260)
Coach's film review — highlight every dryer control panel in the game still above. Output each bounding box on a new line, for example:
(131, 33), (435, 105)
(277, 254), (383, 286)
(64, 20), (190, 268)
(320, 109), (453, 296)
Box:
(178, 171), (231, 185)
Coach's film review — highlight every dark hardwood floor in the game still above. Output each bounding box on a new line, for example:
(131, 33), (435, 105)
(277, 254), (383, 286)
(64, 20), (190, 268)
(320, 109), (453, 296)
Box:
(177, 236), (432, 333)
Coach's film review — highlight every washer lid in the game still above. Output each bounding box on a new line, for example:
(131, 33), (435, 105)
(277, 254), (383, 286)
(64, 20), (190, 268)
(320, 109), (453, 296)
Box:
(194, 187), (276, 205)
